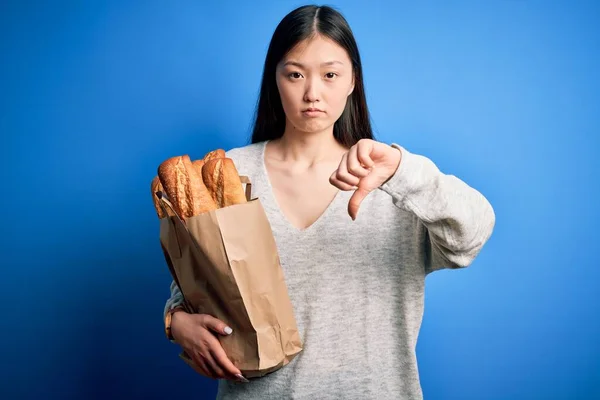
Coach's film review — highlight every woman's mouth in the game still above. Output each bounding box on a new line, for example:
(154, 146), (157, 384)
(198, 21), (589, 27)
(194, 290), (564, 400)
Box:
(302, 108), (324, 117)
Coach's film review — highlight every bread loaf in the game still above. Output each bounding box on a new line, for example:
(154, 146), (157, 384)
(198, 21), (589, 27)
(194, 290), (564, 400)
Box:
(192, 159), (204, 178)
(201, 158), (247, 208)
(151, 175), (174, 219)
(157, 155), (217, 218)
(202, 149), (226, 162)
(190, 148), (223, 180)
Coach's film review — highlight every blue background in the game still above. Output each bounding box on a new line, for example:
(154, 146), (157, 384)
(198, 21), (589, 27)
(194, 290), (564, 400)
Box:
(2, 1), (599, 399)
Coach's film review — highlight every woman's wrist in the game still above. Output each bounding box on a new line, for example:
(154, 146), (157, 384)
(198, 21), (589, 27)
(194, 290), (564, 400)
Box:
(171, 308), (190, 341)
(165, 306), (186, 341)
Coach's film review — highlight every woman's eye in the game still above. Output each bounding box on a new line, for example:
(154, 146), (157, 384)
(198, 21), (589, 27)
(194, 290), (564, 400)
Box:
(287, 72), (337, 80)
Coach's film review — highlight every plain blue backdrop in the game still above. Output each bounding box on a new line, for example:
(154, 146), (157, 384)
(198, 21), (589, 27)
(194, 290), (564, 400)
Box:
(2, 1), (599, 399)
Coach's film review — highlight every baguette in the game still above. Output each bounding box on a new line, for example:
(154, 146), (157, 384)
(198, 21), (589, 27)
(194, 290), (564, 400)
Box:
(202, 149), (226, 162)
(190, 148), (224, 179)
(157, 155), (217, 218)
(192, 148), (224, 183)
(201, 158), (247, 208)
(151, 175), (174, 219)
(192, 159), (204, 178)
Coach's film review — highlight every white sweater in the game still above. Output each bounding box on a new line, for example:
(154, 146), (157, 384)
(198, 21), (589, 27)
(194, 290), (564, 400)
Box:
(164, 140), (496, 399)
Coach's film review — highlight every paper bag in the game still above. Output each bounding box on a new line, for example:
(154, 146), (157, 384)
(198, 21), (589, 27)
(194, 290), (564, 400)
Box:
(157, 176), (303, 379)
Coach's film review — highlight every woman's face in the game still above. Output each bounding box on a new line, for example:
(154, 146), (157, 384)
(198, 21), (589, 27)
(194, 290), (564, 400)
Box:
(276, 34), (355, 135)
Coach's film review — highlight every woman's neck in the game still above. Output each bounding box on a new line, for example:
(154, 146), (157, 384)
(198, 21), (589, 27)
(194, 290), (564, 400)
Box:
(270, 126), (348, 166)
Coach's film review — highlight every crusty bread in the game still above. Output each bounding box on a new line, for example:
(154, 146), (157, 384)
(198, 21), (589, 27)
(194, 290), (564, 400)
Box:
(192, 159), (204, 178)
(202, 149), (226, 162)
(201, 158), (247, 208)
(151, 175), (173, 219)
(157, 155), (217, 218)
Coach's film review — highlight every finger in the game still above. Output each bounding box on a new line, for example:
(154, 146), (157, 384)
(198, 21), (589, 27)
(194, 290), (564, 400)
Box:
(203, 332), (246, 382)
(200, 314), (234, 336)
(329, 172), (357, 191)
(356, 140), (375, 169)
(198, 360), (218, 380)
(208, 337), (242, 376)
(202, 349), (227, 378)
(195, 351), (243, 383)
(347, 144), (370, 178)
(189, 352), (218, 379)
(335, 153), (361, 187)
(348, 186), (371, 221)
(210, 345), (246, 381)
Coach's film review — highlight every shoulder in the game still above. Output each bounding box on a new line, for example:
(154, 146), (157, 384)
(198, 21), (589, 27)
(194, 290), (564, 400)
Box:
(224, 141), (266, 176)
(225, 141), (264, 160)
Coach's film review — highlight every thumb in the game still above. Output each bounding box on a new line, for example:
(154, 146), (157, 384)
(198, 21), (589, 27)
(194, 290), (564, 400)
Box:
(201, 314), (234, 336)
(348, 171), (382, 220)
(348, 186), (370, 221)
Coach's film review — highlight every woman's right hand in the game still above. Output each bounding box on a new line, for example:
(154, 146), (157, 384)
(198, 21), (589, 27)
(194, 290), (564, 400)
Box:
(171, 311), (249, 383)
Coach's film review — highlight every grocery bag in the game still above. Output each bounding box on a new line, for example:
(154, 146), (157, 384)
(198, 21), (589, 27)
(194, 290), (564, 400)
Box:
(157, 176), (303, 378)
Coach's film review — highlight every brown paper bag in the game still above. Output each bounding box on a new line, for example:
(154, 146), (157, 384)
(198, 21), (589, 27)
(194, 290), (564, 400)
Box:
(157, 176), (303, 379)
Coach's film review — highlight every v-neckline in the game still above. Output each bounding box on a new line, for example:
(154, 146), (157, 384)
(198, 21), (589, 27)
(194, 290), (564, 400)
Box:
(259, 140), (341, 234)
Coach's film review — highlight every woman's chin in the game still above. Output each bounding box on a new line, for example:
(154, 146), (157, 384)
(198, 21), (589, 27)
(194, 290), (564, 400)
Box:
(294, 120), (332, 134)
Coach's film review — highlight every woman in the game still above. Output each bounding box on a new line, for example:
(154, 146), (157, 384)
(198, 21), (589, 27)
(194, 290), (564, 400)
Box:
(163, 4), (495, 399)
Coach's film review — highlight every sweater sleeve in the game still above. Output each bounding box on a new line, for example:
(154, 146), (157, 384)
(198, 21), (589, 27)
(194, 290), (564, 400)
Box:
(164, 280), (184, 317)
(163, 280), (185, 343)
(379, 144), (496, 274)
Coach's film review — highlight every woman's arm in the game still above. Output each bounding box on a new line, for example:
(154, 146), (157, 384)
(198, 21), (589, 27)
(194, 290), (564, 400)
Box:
(380, 144), (496, 273)
(330, 139), (496, 274)
(164, 280), (185, 342)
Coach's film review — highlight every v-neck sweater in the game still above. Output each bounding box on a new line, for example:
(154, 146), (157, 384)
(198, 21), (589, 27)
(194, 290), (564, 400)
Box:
(163, 140), (496, 399)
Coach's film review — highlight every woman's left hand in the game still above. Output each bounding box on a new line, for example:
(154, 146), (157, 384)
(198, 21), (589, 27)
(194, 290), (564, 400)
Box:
(329, 139), (402, 220)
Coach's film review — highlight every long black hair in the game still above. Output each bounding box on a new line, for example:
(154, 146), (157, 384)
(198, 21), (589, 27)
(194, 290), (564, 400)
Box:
(250, 5), (375, 148)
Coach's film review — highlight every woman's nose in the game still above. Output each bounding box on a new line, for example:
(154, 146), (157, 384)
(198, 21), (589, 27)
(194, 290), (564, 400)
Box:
(303, 78), (321, 103)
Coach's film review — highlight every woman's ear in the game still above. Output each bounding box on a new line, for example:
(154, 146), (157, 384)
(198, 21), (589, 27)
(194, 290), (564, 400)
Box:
(348, 76), (355, 96)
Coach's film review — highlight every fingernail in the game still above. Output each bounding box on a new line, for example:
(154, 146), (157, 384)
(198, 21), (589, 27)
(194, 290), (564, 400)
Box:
(224, 326), (233, 335)
(235, 374), (249, 383)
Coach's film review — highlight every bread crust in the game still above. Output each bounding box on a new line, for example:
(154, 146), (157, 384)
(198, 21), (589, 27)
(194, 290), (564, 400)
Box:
(153, 149), (244, 218)
(151, 176), (167, 218)
(192, 159), (204, 178)
(201, 158), (247, 208)
(202, 149), (226, 162)
(158, 155), (217, 218)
